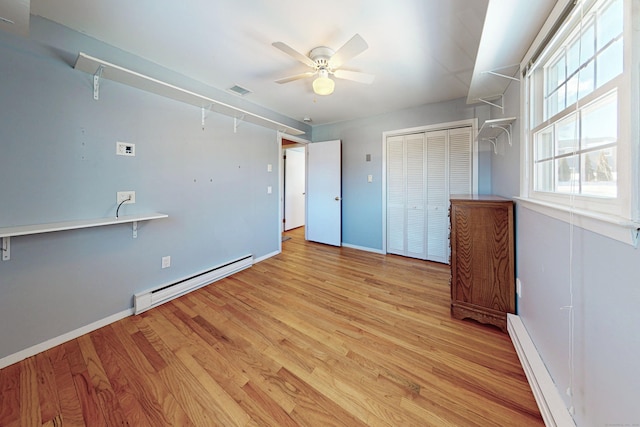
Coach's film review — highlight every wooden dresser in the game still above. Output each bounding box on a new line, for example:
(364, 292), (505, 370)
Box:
(449, 195), (515, 332)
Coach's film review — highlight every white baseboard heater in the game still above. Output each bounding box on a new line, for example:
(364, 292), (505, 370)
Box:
(507, 314), (576, 427)
(134, 254), (253, 314)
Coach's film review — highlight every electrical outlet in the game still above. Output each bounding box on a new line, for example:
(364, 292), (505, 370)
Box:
(116, 191), (136, 204)
(516, 278), (522, 298)
(162, 256), (171, 269)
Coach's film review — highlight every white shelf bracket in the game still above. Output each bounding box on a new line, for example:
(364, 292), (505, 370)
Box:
(477, 94), (504, 112)
(476, 117), (516, 155)
(2, 236), (10, 261)
(482, 138), (499, 154)
(491, 124), (512, 147)
(132, 221), (138, 238)
(484, 70), (520, 82)
(234, 114), (246, 133)
(481, 64), (521, 83)
(93, 65), (104, 100)
(631, 227), (640, 248)
(201, 104), (213, 130)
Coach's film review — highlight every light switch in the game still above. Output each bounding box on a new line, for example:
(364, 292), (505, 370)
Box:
(267, 164), (273, 172)
(267, 186), (272, 194)
(367, 175), (373, 183)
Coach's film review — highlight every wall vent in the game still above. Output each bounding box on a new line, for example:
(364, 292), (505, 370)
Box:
(134, 254), (253, 314)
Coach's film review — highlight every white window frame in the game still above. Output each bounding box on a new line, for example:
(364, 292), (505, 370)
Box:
(518, 0), (640, 246)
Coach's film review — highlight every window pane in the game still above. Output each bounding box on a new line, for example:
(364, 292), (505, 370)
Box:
(547, 56), (566, 95)
(535, 160), (554, 192)
(547, 86), (565, 119)
(582, 91), (617, 150)
(567, 75), (579, 105)
(581, 148), (617, 197)
(556, 113), (578, 156)
(597, 39), (623, 87)
(534, 126), (554, 161)
(597, 0), (623, 50)
(578, 60), (595, 99)
(581, 23), (595, 62)
(556, 155), (579, 194)
(567, 37), (581, 76)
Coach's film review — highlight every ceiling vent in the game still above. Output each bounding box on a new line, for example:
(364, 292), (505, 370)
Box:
(227, 84), (252, 96)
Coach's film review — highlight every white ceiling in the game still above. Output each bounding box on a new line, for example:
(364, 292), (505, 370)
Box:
(27, 0), (553, 126)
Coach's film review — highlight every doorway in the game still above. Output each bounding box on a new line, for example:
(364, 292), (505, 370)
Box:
(279, 134), (309, 250)
(278, 134), (343, 250)
(283, 146), (306, 231)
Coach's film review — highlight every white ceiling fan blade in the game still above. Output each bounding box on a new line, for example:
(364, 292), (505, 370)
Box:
(275, 71), (316, 84)
(272, 41), (317, 68)
(329, 34), (369, 69)
(333, 69), (375, 84)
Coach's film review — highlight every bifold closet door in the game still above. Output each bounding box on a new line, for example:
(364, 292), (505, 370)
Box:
(386, 133), (426, 259)
(425, 130), (447, 263)
(386, 126), (472, 263)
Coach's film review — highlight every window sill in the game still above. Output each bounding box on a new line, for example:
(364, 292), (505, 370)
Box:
(514, 197), (640, 247)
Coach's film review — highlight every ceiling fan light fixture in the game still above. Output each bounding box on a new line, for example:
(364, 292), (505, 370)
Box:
(312, 70), (334, 95)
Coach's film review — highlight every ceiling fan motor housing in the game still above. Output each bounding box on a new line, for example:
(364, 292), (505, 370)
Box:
(309, 46), (335, 69)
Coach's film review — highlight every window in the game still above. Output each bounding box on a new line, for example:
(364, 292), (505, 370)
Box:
(524, 0), (636, 226)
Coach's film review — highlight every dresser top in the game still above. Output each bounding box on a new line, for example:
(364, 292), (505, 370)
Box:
(449, 194), (512, 202)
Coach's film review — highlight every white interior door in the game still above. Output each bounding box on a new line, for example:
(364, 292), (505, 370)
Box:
(306, 139), (341, 246)
(284, 147), (305, 231)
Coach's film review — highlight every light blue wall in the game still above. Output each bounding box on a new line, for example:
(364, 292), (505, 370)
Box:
(312, 98), (492, 250)
(0, 18), (309, 360)
(494, 75), (640, 424)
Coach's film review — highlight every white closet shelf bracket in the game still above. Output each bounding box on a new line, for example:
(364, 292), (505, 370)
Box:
(481, 64), (521, 82)
(477, 94), (505, 112)
(1, 236), (9, 261)
(93, 65), (104, 100)
(201, 104), (213, 130)
(477, 117), (516, 154)
(234, 115), (246, 133)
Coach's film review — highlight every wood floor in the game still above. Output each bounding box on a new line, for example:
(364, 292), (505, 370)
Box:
(0, 227), (543, 426)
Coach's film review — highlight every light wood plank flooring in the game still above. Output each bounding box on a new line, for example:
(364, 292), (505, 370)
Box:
(0, 227), (543, 426)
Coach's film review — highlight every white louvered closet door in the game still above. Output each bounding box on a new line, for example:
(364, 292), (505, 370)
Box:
(426, 130), (448, 263)
(386, 126), (472, 263)
(449, 127), (473, 195)
(405, 134), (426, 258)
(386, 136), (406, 255)
(386, 133), (426, 258)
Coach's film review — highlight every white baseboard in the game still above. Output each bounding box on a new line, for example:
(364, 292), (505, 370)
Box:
(0, 308), (133, 370)
(507, 314), (575, 427)
(254, 250), (280, 263)
(341, 243), (385, 254)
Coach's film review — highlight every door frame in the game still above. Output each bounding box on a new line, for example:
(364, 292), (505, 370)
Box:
(380, 118), (478, 255)
(278, 132), (310, 252)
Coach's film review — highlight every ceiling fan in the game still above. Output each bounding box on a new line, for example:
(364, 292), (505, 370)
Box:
(272, 34), (375, 96)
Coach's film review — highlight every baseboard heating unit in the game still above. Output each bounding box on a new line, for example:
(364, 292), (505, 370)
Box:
(507, 314), (575, 427)
(134, 254), (253, 314)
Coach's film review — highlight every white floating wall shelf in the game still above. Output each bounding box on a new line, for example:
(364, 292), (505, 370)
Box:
(0, 213), (168, 261)
(74, 52), (306, 136)
(477, 117), (516, 154)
